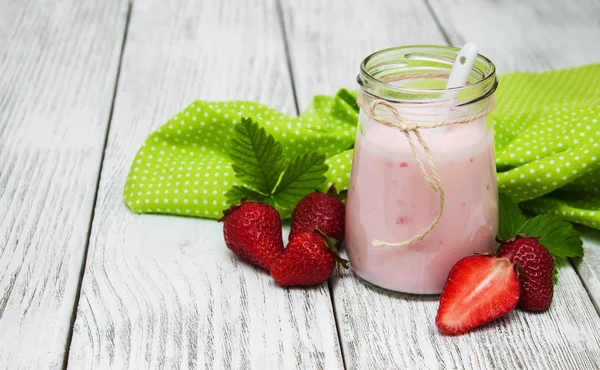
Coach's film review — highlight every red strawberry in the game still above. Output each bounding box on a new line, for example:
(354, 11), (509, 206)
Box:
(436, 255), (520, 335)
(289, 184), (345, 241)
(220, 201), (284, 270)
(270, 230), (349, 287)
(497, 235), (554, 312)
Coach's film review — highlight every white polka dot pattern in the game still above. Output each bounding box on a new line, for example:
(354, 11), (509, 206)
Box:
(123, 89), (358, 218)
(495, 65), (600, 228)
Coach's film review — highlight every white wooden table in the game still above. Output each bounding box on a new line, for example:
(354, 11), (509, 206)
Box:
(2, 0), (600, 368)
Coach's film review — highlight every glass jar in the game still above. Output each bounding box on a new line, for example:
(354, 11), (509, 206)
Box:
(346, 45), (498, 295)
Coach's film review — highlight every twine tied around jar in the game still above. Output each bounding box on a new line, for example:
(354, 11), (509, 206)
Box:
(357, 94), (495, 248)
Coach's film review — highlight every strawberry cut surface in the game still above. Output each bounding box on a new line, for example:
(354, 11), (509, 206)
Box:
(436, 255), (520, 335)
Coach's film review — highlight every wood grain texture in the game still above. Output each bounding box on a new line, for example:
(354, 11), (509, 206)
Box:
(281, 0), (600, 368)
(67, 0), (344, 368)
(279, 0), (448, 108)
(573, 227), (600, 313)
(0, 0), (128, 368)
(426, 0), (600, 74)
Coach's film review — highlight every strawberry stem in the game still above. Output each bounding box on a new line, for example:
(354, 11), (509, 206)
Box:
(218, 203), (243, 222)
(313, 228), (350, 271)
(327, 184), (338, 197)
(325, 183), (347, 201)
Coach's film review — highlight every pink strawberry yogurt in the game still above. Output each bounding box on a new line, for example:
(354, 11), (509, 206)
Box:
(345, 114), (498, 294)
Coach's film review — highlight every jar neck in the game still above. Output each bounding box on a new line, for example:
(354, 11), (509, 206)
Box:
(357, 45), (497, 123)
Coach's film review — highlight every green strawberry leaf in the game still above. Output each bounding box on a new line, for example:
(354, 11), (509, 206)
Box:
(517, 214), (584, 258)
(498, 194), (526, 241)
(272, 152), (329, 209)
(229, 117), (285, 194)
(225, 185), (264, 204)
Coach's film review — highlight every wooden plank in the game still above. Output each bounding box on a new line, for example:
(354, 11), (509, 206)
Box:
(66, 0), (344, 368)
(281, 0), (600, 368)
(574, 228), (600, 313)
(0, 0), (128, 368)
(426, 0), (600, 74)
(280, 0), (448, 107)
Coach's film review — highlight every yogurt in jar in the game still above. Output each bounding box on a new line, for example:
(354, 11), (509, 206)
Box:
(345, 116), (497, 294)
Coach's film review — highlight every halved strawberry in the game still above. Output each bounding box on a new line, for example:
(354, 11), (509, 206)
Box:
(436, 255), (520, 335)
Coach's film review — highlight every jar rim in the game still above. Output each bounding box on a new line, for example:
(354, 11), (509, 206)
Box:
(358, 45), (497, 105)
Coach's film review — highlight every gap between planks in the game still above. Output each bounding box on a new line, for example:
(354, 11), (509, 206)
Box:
(62, 2), (134, 369)
(274, 0), (348, 367)
(423, 0), (453, 46)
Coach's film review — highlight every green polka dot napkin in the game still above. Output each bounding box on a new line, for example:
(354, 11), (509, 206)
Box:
(494, 64), (600, 229)
(124, 64), (600, 229)
(123, 90), (357, 219)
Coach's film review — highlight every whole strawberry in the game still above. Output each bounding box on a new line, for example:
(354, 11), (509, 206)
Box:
(270, 230), (348, 287)
(220, 201), (284, 270)
(436, 255), (520, 335)
(497, 235), (554, 312)
(289, 184), (345, 242)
